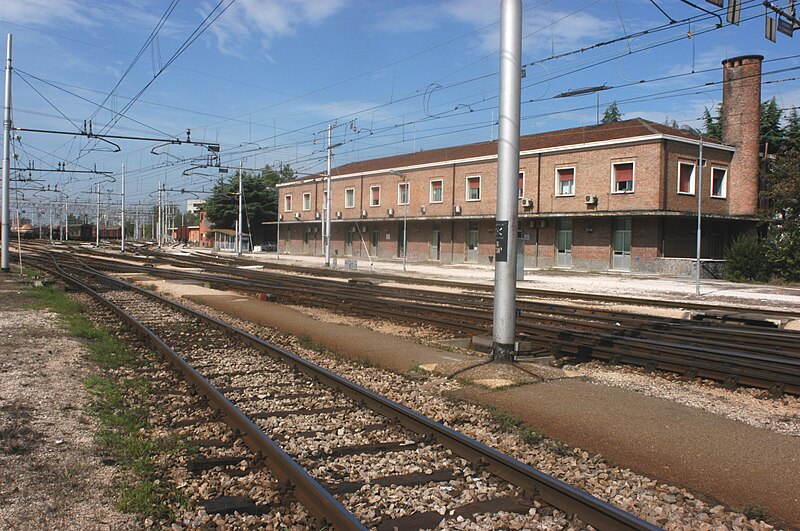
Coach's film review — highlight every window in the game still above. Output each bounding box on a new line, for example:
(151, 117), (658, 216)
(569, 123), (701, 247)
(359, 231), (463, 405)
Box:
(556, 167), (575, 196)
(302, 192), (311, 210)
(711, 167), (727, 198)
(518, 171), (525, 198)
(612, 162), (634, 193)
(398, 182), (409, 205)
(370, 185), (381, 207)
(466, 176), (481, 201)
(284, 194), (293, 212)
(344, 188), (355, 208)
(678, 162), (695, 194)
(430, 180), (443, 203)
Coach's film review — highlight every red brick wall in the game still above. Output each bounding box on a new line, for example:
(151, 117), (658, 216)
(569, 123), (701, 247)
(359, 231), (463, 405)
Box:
(722, 55), (762, 216)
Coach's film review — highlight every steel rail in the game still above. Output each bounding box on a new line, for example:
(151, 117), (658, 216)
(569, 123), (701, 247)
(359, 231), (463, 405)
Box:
(152, 247), (800, 320)
(36, 249), (800, 394)
(35, 255), (659, 531)
(34, 256), (367, 531)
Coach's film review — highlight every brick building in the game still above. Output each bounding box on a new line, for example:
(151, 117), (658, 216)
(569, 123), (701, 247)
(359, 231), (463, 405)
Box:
(276, 55), (763, 274)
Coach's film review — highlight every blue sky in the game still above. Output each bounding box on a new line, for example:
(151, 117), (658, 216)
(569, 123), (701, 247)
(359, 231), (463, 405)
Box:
(2, 0), (799, 215)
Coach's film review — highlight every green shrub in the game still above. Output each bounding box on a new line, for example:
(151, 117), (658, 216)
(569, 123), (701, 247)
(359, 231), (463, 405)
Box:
(724, 234), (771, 282)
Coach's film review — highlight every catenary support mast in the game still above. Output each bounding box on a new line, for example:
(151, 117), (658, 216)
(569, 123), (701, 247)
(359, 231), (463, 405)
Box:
(1, 35), (12, 273)
(492, 0), (522, 362)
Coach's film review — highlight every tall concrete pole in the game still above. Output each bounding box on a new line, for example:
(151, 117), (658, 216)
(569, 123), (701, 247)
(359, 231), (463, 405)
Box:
(1, 35), (12, 272)
(121, 163), (126, 253)
(324, 124), (333, 267)
(492, 0), (522, 362)
(95, 183), (100, 247)
(157, 183), (162, 248)
(237, 160), (243, 255)
(696, 139), (703, 296)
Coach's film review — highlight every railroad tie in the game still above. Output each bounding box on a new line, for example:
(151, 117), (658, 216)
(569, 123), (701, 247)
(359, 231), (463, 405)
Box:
(376, 496), (531, 530)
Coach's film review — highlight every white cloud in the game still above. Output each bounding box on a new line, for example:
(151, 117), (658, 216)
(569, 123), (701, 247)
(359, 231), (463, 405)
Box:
(1, 0), (95, 26)
(205, 0), (347, 57)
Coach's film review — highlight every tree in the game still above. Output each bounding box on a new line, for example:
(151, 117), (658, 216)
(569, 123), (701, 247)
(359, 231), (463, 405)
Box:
(784, 109), (800, 153)
(204, 163), (296, 244)
(601, 102), (623, 124)
(760, 98), (783, 155)
(702, 105), (723, 141)
(763, 148), (800, 281)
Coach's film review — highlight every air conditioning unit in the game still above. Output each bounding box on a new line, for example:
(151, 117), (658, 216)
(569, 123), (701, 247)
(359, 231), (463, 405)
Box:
(336, 210), (342, 218)
(314, 212), (321, 220)
(584, 194), (598, 205)
(521, 198), (533, 208)
(387, 208), (394, 217)
(294, 212), (301, 219)
(453, 205), (462, 214)
(361, 209), (368, 218)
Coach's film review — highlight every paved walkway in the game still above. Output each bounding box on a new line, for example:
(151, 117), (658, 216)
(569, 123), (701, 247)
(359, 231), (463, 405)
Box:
(160, 285), (800, 527)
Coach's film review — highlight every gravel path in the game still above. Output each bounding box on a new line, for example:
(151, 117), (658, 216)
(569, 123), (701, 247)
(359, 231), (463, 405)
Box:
(0, 280), (134, 530)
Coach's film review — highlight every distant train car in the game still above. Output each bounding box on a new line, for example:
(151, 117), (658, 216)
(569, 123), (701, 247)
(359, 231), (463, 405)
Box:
(62, 224), (121, 241)
(12, 223), (35, 239)
(99, 227), (121, 240)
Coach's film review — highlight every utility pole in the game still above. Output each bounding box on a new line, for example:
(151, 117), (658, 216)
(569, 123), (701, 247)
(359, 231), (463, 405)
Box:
(325, 124), (333, 267)
(1, 34), (12, 273)
(121, 163), (125, 253)
(323, 124), (343, 267)
(95, 183), (100, 247)
(157, 183), (162, 248)
(237, 159), (243, 255)
(492, 0), (522, 362)
(48, 204), (52, 241)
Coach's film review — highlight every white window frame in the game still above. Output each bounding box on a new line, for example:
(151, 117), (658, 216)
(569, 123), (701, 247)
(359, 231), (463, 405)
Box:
(322, 191), (328, 211)
(302, 192), (311, 211)
(611, 161), (635, 194)
(344, 187), (356, 209)
(555, 167), (575, 197)
(430, 179), (444, 203)
(284, 194), (293, 212)
(466, 175), (481, 202)
(369, 185), (381, 207)
(710, 166), (727, 199)
(397, 182), (410, 205)
(518, 171), (525, 199)
(677, 161), (696, 195)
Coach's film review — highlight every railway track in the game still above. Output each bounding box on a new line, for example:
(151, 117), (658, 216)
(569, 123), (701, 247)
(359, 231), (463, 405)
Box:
(29, 251), (658, 530)
(37, 244), (800, 396)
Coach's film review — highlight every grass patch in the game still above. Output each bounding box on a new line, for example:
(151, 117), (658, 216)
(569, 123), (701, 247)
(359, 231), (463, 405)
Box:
(27, 282), (185, 520)
(116, 480), (186, 519)
(489, 407), (546, 446)
(29, 285), (140, 368)
(83, 373), (185, 518)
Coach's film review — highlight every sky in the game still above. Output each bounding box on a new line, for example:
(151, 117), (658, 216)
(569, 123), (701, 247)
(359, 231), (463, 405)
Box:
(2, 0), (799, 219)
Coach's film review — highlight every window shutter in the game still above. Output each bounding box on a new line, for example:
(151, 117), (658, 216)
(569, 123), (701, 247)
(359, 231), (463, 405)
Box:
(615, 164), (633, 182)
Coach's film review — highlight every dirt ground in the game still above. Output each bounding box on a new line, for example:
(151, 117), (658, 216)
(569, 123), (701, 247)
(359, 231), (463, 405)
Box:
(0, 278), (134, 530)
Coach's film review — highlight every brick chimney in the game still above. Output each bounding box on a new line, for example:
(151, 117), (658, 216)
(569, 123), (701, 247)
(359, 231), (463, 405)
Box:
(721, 55), (763, 216)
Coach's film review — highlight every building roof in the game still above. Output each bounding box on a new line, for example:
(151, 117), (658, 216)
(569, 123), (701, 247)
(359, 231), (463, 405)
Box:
(281, 118), (722, 186)
(209, 228), (250, 237)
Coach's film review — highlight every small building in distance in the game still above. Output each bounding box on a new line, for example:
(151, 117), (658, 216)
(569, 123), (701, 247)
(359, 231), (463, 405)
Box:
(277, 55), (764, 274)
